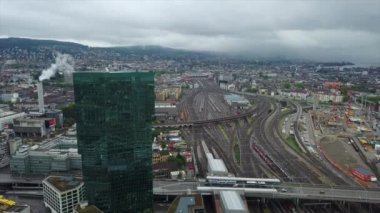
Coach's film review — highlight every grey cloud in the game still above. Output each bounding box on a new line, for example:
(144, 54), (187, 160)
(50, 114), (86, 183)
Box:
(0, 0), (379, 64)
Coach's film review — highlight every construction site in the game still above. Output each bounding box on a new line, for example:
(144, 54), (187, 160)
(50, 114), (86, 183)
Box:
(0, 195), (30, 213)
(306, 81), (380, 188)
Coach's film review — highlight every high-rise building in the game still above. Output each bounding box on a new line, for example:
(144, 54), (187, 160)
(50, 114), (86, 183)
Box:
(73, 71), (154, 213)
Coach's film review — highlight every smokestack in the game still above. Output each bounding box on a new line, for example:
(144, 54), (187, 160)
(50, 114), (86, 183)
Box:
(37, 82), (45, 113)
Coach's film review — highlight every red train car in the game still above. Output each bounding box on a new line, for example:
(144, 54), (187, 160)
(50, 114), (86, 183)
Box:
(352, 167), (377, 182)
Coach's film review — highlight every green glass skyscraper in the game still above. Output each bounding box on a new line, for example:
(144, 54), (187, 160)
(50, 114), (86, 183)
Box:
(73, 71), (154, 213)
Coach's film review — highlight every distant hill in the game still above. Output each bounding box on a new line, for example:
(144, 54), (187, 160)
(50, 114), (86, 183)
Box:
(0, 37), (88, 50)
(0, 37), (214, 61)
(0, 37), (355, 66)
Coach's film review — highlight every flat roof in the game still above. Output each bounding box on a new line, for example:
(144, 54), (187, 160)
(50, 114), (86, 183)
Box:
(224, 94), (249, 103)
(45, 176), (83, 192)
(0, 111), (23, 118)
(206, 176), (281, 183)
(176, 196), (195, 213)
(75, 204), (103, 213)
(220, 191), (247, 211)
(209, 159), (228, 173)
(168, 194), (204, 213)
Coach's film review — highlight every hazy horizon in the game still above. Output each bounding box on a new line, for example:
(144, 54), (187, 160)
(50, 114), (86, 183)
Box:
(1, 0), (379, 65)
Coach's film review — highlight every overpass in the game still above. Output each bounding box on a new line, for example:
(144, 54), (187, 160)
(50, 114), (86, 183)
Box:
(153, 108), (257, 128)
(2, 174), (380, 203)
(152, 180), (380, 203)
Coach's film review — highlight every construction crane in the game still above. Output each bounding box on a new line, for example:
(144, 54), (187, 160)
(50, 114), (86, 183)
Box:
(345, 89), (353, 127)
(323, 81), (341, 125)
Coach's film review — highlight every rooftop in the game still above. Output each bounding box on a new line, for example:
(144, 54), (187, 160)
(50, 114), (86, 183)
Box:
(220, 191), (247, 211)
(209, 158), (228, 173)
(224, 94), (249, 103)
(168, 194), (204, 213)
(75, 204), (103, 213)
(44, 176), (83, 192)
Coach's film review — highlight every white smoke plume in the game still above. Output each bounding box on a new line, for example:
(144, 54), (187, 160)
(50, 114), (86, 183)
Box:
(39, 52), (75, 81)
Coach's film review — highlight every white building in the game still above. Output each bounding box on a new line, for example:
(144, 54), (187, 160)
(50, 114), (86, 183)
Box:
(43, 176), (85, 213)
(314, 92), (343, 103)
(0, 93), (19, 103)
(220, 191), (248, 213)
(279, 90), (309, 100)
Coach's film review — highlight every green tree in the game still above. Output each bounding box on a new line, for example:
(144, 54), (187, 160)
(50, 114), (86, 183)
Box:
(160, 141), (167, 150)
(246, 87), (258, 93)
(294, 82), (304, 89)
(283, 82), (291, 89)
(62, 103), (76, 127)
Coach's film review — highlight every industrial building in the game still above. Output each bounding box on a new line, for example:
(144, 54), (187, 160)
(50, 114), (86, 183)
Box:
(42, 176), (85, 213)
(13, 117), (56, 137)
(154, 102), (178, 122)
(0, 110), (26, 131)
(217, 74), (234, 89)
(74, 71), (154, 213)
(224, 94), (250, 109)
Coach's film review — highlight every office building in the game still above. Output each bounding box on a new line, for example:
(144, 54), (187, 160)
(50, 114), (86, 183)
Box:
(10, 136), (81, 175)
(74, 71), (154, 212)
(43, 176), (85, 213)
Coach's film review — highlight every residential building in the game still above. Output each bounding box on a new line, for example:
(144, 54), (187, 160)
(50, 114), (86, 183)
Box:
(74, 71), (154, 212)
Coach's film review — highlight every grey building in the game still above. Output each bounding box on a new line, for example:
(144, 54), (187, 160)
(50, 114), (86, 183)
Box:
(10, 137), (82, 175)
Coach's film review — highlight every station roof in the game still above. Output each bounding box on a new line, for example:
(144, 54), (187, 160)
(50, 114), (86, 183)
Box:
(220, 191), (247, 212)
(209, 158), (228, 173)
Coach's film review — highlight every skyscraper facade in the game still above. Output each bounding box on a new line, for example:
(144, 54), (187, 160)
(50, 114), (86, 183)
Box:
(73, 71), (154, 213)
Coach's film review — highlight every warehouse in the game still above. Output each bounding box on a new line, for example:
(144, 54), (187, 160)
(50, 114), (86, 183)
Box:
(224, 94), (250, 109)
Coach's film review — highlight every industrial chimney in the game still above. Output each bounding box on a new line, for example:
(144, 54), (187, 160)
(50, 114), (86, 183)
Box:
(37, 82), (45, 113)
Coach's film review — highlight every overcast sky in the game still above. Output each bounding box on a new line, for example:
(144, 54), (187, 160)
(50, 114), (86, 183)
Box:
(1, 0), (379, 64)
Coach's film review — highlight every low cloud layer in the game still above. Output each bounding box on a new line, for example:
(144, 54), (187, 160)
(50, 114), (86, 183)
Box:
(1, 0), (379, 64)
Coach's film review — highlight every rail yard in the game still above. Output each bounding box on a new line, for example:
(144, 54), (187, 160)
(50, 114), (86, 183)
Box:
(179, 79), (376, 190)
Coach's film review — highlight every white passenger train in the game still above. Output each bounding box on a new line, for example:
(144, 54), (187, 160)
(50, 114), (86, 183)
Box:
(204, 176), (281, 187)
